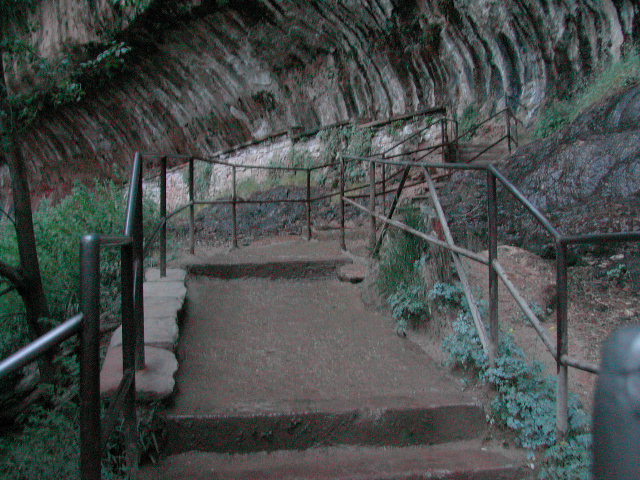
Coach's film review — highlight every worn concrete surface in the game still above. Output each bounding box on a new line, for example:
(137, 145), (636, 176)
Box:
(140, 441), (526, 480)
(171, 277), (478, 415)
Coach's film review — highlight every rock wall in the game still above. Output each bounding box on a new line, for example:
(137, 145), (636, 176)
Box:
(145, 113), (441, 211)
(2, 0), (638, 197)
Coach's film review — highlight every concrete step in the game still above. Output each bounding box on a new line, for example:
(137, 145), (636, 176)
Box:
(163, 397), (486, 455)
(139, 442), (528, 480)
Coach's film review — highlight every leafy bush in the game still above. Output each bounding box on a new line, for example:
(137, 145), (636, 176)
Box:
(0, 181), (160, 480)
(428, 281), (465, 310)
(538, 434), (592, 480)
(443, 312), (591, 478)
(0, 181), (158, 329)
(535, 46), (640, 138)
(388, 283), (430, 327)
(376, 206), (429, 298)
(457, 105), (480, 141)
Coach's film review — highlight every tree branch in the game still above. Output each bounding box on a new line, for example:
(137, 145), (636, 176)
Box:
(0, 259), (24, 289)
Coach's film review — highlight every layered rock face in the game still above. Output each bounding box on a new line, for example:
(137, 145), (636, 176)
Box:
(3, 0), (638, 196)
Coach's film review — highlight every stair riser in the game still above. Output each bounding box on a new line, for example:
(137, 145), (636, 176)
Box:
(146, 468), (525, 480)
(164, 405), (485, 454)
(187, 260), (350, 280)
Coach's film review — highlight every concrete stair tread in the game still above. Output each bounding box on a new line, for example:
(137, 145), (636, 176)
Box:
(139, 442), (527, 480)
(163, 395), (486, 454)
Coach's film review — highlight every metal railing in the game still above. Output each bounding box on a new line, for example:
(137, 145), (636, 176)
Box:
(0, 152), (147, 480)
(339, 142), (640, 439)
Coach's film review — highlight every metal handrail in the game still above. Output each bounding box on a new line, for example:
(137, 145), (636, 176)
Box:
(338, 149), (640, 440)
(0, 313), (83, 379)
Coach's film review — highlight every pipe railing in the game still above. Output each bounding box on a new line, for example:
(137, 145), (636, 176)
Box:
(0, 151), (148, 480)
(340, 151), (640, 441)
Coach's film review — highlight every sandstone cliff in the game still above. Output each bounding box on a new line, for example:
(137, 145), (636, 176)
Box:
(2, 0), (638, 195)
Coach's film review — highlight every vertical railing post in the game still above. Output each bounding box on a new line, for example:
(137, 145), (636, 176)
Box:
(120, 243), (138, 473)
(555, 241), (569, 439)
(505, 109), (512, 154)
(134, 170), (145, 369)
(339, 155), (346, 251)
(440, 117), (447, 162)
(306, 168), (312, 241)
(381, 163), (387, 215)
(487, 171), (499, 363)
(188, 158), (195, 255)
(368, 160), (376, 251)
(79, 235), (101, 480)
(231, 166), (238, 249)
(160, 156), (167, 278)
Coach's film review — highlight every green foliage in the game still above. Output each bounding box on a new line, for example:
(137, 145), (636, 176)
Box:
(376, 206), (429, 298)
(457, 105), (479, 141)
(388, 283), (429, 326)
(538, 434), (592, 480)
(443, 311), (591, 478)
(319, 125), (374, 182)
(606, 263), (628, 283)
(535, 46), (640, 138)
(0, 401), (80, 480)
(428, 281), (465, 310)
(442, 311), (488, 369)
(0, 181), (158, 342)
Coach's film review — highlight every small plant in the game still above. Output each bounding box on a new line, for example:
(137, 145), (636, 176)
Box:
(376, 206), (429, 298)
(428, 282), (465, 310)
(442, 311), (591, 478)
(606, 263), (628, 283)
(538, 434), (592, 480)
(457, 105), (480, 141)
(388, 283), (430, 327)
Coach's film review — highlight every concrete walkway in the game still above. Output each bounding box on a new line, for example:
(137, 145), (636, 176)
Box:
(141, 239), (527, 479)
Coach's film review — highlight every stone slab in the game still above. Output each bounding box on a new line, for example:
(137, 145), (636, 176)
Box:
(337, 263), (367, 283)
(144, 295), (184, 315)
(110, 316), (179, 351)
(144, 281), (187, 299)
(146, 268), (187, 283)
(100, 346), (178, 401)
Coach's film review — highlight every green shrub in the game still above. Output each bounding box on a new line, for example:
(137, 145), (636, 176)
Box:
(538, 434), (592, 480)
(388, 283), (430, 327)
(376, 206), (429, 298)
(428, 281), (465, 310)
(0, 181), (158, 329)
(535, 46), (640, 138)
(457, 105), (479, 141)
(443, 311), (591, 478)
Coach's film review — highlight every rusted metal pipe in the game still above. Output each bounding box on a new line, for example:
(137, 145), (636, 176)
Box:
(188, 158), (195, 255)
(160, 156), (167, 277)
(368, 160), (376, 251)
(232, 166), (238, 249)
(555, 241), (569, 439)
(306, 169), (312, 241)
(487, 171), (499, 362)
(79, 235), (101, 480)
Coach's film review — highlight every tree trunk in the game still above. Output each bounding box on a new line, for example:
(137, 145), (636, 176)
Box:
(0, 52), (53, 380)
